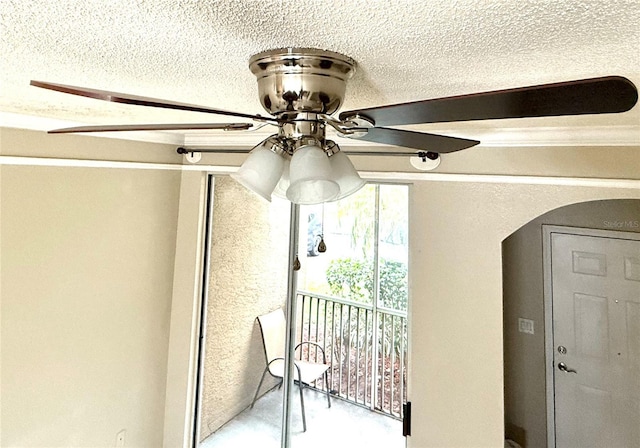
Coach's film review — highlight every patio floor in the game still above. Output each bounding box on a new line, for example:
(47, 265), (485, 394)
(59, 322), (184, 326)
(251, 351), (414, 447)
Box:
(199, 387), (405, 448)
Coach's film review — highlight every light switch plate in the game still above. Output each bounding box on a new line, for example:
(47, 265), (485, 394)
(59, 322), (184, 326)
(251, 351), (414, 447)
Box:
(518, 318), (535, 335)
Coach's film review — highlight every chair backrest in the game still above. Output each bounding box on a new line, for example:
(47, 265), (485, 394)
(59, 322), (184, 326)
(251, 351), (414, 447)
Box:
(256, 308), (287, 362)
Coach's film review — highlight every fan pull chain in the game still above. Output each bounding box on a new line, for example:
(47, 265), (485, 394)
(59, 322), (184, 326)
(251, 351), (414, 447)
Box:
(318, 204), (327, 253)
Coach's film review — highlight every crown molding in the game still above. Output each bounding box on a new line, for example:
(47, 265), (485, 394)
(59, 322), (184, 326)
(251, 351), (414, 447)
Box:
(465, 125), (640, 148)
(2, 112), (638, 149)
(3, 155), (640, 190)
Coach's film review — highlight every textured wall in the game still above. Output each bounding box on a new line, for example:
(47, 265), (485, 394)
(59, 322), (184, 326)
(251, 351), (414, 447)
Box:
(503, 199), (640, 448)
(199, 176), (290, 440)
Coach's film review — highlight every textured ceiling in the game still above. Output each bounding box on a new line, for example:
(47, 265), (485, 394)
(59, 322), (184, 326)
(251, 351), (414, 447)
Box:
(1, 0), (639, 146)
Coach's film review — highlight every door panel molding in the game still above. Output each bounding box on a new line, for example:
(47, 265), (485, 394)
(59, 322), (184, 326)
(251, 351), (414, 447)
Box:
(543, 225), (640, 447)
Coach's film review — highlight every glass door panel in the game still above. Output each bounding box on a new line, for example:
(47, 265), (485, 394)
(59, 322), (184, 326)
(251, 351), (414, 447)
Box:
(294, 183), (408, 447)
(196, 176), (291, 448)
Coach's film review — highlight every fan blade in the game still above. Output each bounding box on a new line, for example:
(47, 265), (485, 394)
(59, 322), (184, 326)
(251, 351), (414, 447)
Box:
(348, 127), (479, 153)
(339, 76), (638, 126)
(48, 122), (253, 134)
(30, 80), (273, 122)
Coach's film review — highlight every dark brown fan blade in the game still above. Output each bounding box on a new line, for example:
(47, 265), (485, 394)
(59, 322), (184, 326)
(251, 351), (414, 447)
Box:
(48, 122), (253, 134)
(339, 76), (638, 126)
(30, 80), (273, 122)
(350, 127), (479, 153)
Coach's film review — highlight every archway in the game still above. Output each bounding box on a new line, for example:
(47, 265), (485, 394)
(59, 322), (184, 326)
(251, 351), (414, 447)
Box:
(502, 199), (640, 447)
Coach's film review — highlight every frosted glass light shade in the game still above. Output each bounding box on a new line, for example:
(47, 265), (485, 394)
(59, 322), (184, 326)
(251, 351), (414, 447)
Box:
(231, 146), (285, 201)
(286, 145), (339, 204)
(272, 159), (290, 199)
(330, 150), (365, 200)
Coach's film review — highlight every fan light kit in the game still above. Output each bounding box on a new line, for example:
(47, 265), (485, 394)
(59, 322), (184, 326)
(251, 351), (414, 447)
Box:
(30, 48), (638, 204)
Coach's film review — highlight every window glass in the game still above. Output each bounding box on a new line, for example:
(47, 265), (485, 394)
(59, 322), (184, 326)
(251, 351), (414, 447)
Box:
(298, 183), (408, 312)
(298, 184), (376, 303)
(377, 185), (408, 311)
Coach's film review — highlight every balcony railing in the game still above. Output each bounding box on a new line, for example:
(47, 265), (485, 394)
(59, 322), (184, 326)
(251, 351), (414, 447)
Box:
(295, 291), (407, 419)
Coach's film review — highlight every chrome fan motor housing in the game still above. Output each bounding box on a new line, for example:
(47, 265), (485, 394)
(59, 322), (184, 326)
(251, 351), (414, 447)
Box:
(249, 48), (356, 117)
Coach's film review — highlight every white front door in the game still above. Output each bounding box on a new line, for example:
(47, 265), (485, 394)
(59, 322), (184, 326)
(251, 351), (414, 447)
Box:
(550, 230), (640, 447)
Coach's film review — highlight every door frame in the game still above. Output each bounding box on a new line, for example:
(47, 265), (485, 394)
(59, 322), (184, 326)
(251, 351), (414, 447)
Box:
(191, 174), (216, 446)
(542, 225), (640, 447)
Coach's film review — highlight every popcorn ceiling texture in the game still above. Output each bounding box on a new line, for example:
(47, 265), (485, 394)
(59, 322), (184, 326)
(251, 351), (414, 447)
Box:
(200, 176), (290, 440)
(0, 0), (638, 131)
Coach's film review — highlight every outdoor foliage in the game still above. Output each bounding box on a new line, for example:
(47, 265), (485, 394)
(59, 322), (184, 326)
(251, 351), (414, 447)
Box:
(325, 258), (373, 303)
(324, 256), (408, 361)
(378, 259), (408, 311)
(325, 257), (408, 311)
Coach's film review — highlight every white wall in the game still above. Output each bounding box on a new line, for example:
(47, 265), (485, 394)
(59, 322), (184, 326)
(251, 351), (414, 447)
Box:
(1, 129), (182, 447)
(408, 180), (640, 447)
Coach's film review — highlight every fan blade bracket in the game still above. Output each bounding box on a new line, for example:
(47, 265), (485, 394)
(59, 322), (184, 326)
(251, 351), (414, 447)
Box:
(339, 112), (375, 126)
(324, 113), (375, 138)
(342, 114), (375, 128)
(223, 123), (254, 130)
(337, 127), (370, 139)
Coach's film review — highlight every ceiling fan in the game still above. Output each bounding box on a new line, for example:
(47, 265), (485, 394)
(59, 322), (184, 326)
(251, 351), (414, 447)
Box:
(31, 48), (638, 204)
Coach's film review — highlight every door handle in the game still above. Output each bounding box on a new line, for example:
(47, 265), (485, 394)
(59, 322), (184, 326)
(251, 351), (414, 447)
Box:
(558, 362), (577, 374)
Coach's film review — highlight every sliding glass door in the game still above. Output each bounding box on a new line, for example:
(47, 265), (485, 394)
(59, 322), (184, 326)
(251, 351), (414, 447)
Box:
(195, 178), (409, 448)
(195, 176), (291, 448)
